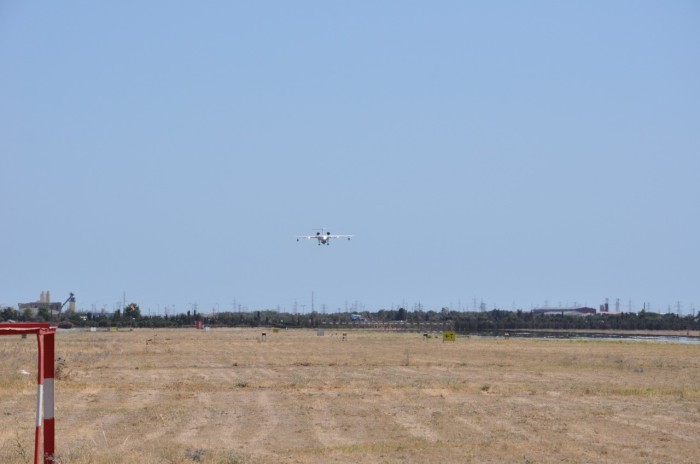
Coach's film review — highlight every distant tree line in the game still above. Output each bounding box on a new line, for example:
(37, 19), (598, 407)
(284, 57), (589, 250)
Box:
(1, 304), (698, 332)
(451, 309), (699, 332)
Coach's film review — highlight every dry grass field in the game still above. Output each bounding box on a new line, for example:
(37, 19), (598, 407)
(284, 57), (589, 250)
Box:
(1, 328), (699, 463)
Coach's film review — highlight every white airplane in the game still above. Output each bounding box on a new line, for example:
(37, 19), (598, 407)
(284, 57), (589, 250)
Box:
(296, 229), (353, 246)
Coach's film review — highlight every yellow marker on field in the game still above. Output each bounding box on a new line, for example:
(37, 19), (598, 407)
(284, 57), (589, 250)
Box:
(443, 331), (456, 342)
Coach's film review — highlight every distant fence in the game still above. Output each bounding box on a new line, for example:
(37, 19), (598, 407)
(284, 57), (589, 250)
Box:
(321, 321), (454, 332)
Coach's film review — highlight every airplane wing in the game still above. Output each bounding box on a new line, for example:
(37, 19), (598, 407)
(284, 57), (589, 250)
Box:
(329, 234), (354, 239)
(296, 236), (314, 240)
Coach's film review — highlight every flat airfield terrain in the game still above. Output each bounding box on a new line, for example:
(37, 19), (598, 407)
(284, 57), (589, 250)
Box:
(1, 328), (699, 463)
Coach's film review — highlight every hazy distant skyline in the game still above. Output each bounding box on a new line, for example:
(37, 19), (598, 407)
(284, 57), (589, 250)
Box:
(2, 2), (699, 315)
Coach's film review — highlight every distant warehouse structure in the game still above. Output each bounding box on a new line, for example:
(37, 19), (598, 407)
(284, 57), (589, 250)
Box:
(532, 307), (597, 316)
(18, 291), (75, 319)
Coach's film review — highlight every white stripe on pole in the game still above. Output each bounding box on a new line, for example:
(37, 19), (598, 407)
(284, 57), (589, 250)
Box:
(35, 384), (44, 427)
(44, 378), (54, 420)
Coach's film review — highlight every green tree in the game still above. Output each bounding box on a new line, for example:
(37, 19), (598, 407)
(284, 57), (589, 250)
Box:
(38, 306), (50, 321)
(22, 307), (34, 321)
(396, 307), (407, 321)
(124, 303), (141, 319)
(1, 306), (18, 321)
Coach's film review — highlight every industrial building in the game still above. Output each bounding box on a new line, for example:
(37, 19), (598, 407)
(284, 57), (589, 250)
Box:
(18, 291), (75, 319)
(532, 307), (597, 316)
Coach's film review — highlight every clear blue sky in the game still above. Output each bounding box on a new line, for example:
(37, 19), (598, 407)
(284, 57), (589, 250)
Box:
(2, 2), (699, 315)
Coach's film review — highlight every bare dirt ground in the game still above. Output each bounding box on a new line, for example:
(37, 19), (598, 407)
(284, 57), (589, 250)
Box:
(1, 328), (699, 463)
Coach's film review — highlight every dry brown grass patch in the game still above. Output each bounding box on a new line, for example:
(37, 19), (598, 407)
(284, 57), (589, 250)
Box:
(1, 329), (699, 463)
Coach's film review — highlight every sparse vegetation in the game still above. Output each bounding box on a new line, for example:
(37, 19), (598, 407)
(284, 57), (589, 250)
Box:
(0, 329), (698, 463)
(11, 432), (30, 464)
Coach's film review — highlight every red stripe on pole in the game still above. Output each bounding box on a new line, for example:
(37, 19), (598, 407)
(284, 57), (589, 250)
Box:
(43, 418), (55, 463)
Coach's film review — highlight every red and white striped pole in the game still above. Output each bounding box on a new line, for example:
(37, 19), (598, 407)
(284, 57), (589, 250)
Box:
(43, 330), (55, 463)
(34, 333), (45, 464)
(0, 324), (56, 463)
